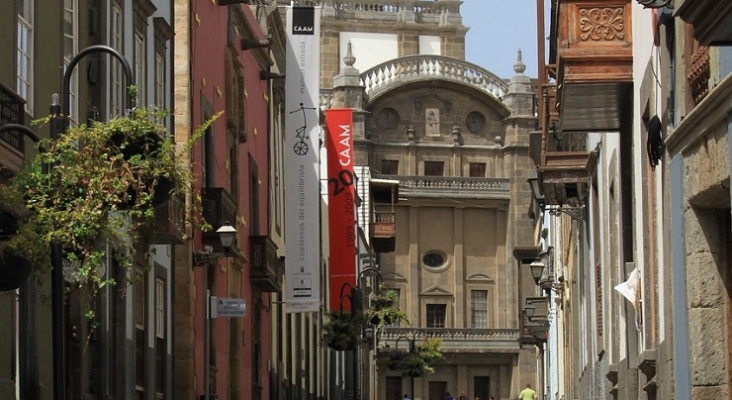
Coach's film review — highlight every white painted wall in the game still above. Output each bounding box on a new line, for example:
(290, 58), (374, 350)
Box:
(339, 32), (398, 72)
(419, 35), (441, 55)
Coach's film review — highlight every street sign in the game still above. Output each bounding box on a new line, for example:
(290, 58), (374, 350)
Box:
(210, 297), (247, 318)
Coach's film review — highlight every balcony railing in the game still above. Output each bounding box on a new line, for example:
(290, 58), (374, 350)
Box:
(380, 328), (521, 352)
(250, 236), (281, 293)
(0, 83), (26, 153)
(360, 55), (508, 100)
(153, 194), (186, 244)
(374, 174), (510, 200)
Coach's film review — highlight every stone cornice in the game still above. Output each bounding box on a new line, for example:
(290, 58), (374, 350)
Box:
(665, 72), (732, 155)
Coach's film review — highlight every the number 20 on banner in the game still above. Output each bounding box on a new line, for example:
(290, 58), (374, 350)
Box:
(325, 109), (357, 312)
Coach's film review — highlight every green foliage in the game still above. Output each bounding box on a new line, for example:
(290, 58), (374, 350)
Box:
(0, 105), (218, 316)
(387, 337), (444, 377)
(364, 286), (409, 333)
(322, 311), (365, 351)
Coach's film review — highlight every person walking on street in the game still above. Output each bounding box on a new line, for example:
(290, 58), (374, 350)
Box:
(445, 391), (455, 400)
(404, 394), (410, 400)
(458, 391), (468, 400)
(519, 383), (536, 400)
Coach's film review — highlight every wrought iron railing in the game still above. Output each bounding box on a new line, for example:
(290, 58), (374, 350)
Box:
(0, 83), (27, 152)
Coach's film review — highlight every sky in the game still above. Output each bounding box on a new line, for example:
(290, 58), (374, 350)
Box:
(462, 0), (550, 79)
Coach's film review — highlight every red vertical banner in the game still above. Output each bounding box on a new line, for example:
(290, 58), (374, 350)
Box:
(325, 109), (356, 312)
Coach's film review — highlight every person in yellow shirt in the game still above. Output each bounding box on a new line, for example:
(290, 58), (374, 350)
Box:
(519, 383), (536, 400)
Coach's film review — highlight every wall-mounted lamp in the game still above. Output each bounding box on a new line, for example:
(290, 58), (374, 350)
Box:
(524, 301), (536, 320)
(529, 258), (545, 285)
(194, 222), (237, 266)
(527, 176), (545, 211)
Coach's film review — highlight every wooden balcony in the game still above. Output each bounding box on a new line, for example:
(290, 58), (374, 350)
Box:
(201, 187), (237, 252)
(370, 178), (399, 253)
(676, 0), (732, 46)
(153, 195), (186, 244)
(370, 211), (396, 253)
(539, 130), (593, 206)
(249, 235), (282, 293)
(536, 81), (594, 208)
(552, 0), (633, 132)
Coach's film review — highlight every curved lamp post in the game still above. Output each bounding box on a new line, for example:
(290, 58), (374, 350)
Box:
(51, 44), (133, 400)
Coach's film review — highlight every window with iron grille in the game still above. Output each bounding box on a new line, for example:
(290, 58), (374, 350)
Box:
(134, 269), (146, 394)
(110, 1), (124, 117)
(469, 162), (486, 178)
(426, 304), (446, 328)
(155, 278), (165, 396)
(16, 0), (33, 114)
(381, 159), (398, 175)
(470, 290), (487, 328)
(424, 161), (444, 176)
(63, 0), (79, 124)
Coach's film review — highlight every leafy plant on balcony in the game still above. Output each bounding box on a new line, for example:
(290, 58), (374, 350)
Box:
(364, 286), (409, 333)
(387, 337), (445, 377)
(0, 104), (217, 316)
(323, 310), (365, 351)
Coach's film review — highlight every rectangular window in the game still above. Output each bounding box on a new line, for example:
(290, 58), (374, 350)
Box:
(381, 159), (399, 175)
(134, 32), (146, 107)
(470, 290), (488, 328)
(154, 278), (165, 396)
(203, 119), (215, 187)
(424, 161), (444, 176)
(250, 155), (260, 235)
(469, 162), (486, 178)
(16, 0), (33, 114)
(63, 0), (78, 123)
(110, 2), (124, 117)
(154, 53), (164, 111)
(426, 304), (446, 328)
(134, 269), (146, 393)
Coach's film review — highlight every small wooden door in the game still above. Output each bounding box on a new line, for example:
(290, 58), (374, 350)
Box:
(429, 381), (447, 400)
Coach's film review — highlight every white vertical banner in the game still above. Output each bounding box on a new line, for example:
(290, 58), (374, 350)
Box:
(285, 6), (321, 313)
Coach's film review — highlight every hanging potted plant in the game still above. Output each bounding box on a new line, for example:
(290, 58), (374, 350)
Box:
(0, 104), (217, 314)
(388, 337), (445, 377)
(323, 310), (365, 351)
(365, 286), (409, 332)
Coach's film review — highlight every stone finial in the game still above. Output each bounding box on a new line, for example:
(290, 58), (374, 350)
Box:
(343, 41), (356, 67)
(406, 125), (416, 142)
(452, 125), (463, 145)
(513, 49), (526, 74)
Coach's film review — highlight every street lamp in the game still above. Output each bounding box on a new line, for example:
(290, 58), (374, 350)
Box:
(51, 44), (134, 400)
(527, 176), (545, 212)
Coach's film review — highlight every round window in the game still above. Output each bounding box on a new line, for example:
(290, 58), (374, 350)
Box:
(466, 111), (486, 134)
(422, 250), (450, 271)
(377, 108), (400, 130)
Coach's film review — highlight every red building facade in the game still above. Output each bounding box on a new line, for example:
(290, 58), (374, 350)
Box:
(177, 2), (278, 399)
